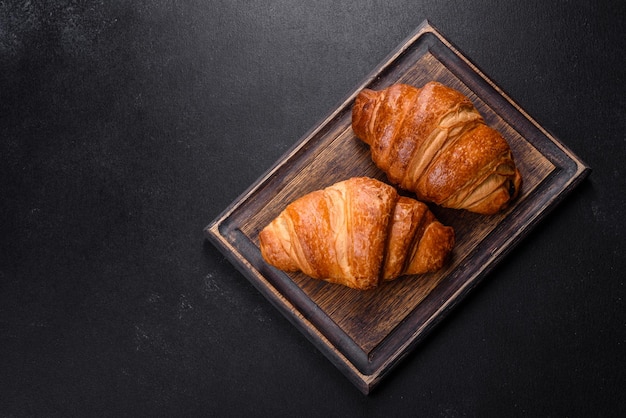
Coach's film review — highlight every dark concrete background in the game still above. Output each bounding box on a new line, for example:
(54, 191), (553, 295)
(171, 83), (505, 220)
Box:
(1, 1), (624, 416)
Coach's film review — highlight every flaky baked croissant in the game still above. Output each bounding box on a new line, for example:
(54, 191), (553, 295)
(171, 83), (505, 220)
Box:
(352, 82), (522, 215)
(258, 177), (454, 290)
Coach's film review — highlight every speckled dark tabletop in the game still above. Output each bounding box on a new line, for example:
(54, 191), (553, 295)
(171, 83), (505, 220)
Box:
(1, 1), (624, 416)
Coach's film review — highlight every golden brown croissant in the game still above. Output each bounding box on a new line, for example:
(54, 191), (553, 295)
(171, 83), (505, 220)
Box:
(258, 177), (454, 290)
(352, 82), (522, 215)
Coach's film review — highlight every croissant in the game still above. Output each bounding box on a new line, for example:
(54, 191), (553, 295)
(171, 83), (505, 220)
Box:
(258, 177), (454, 290)
(352, 81), (522, 215)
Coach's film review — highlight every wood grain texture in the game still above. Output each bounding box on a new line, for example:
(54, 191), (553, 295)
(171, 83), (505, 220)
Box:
(205, 21), (590, 394)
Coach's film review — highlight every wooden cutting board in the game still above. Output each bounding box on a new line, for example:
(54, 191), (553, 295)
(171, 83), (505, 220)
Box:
(204, 20), (590, 394)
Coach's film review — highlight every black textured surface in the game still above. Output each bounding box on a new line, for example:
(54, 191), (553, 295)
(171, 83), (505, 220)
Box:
(1, 1), (624, 416)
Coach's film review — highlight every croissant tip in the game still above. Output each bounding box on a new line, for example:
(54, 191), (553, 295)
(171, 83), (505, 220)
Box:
(511, 169), (523, 199)
(355, 88), (376, 105)
(353, 89), (379, 142)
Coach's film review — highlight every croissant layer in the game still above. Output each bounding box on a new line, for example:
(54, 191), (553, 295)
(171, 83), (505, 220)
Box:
(259, 177), (454, 290)
(352, 82), (522, 215)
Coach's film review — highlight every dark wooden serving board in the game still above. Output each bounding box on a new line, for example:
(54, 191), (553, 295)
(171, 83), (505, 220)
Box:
(204, 21), (590, 394)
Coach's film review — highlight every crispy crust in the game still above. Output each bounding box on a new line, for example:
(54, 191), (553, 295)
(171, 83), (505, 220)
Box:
(352, 81), (522, 214)
(259, 177), (454, 290)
